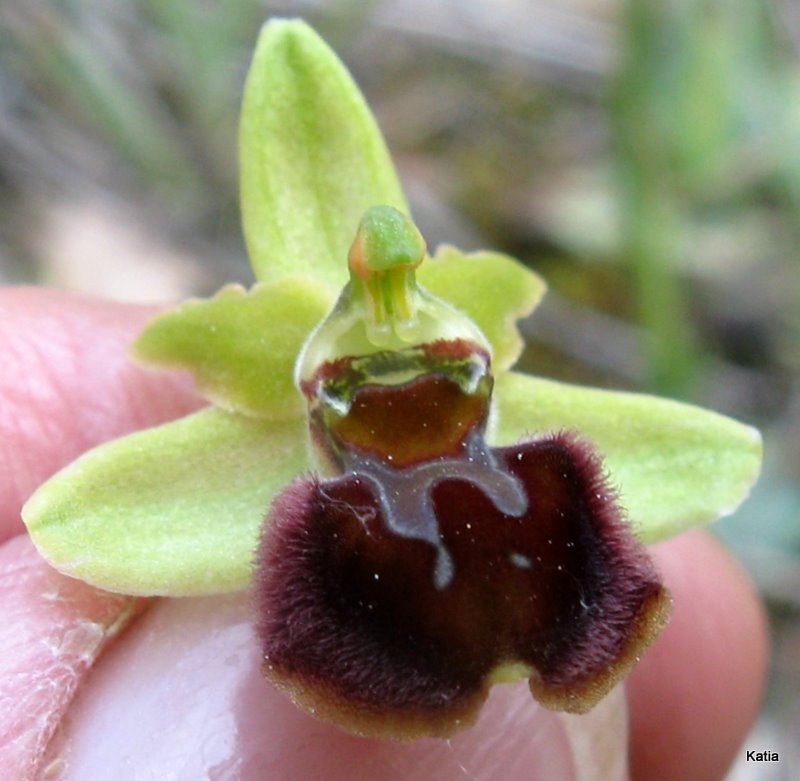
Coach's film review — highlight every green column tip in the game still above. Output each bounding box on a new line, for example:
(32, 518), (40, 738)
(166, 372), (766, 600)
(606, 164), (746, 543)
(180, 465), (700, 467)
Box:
(348, 206), (427, 345)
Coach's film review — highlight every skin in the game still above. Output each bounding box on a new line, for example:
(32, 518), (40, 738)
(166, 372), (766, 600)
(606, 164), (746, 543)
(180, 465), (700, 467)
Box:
(0, 287), (768, 780)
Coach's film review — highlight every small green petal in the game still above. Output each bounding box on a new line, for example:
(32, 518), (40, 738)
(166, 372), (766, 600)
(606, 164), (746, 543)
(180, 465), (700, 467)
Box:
(132, 279), (332, 419)
(418, 245), (546, 370)
(22, 409), (308, 596)
(492, 372), (762, 541)
(240, 19), (408, 289)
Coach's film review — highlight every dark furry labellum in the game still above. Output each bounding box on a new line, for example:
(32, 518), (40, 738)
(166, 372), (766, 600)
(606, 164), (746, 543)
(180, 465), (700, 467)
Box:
(255, 336), (670, 739)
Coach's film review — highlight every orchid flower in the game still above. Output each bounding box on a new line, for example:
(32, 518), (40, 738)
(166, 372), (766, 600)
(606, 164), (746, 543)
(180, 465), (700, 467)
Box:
(21, 18), (761, 751)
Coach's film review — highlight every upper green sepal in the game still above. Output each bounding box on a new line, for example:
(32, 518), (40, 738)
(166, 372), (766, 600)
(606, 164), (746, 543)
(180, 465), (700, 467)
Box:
(493, 372), (763, 541)
(132, 278), (332, 418)
(240, 19), (408, 290)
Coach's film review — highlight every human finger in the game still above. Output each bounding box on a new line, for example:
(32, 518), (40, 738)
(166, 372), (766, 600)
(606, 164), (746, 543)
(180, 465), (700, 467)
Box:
(627, 530), (768, 781)
(0, 287), (201, 542)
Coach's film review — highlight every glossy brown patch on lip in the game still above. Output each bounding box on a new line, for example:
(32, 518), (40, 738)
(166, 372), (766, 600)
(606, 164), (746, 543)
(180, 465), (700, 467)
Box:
(302, 339), (492, 469)
(323, 373), (491, 467)
(254, 432), (670, 738)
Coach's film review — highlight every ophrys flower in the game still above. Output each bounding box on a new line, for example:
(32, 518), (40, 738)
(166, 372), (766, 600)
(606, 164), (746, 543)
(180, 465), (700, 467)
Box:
(22, 19), (761, 741)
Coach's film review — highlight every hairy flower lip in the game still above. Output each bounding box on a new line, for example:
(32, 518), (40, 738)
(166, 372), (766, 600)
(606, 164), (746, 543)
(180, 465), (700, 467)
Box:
(258, 208), (671, 739)
(254, 430), (670, 739)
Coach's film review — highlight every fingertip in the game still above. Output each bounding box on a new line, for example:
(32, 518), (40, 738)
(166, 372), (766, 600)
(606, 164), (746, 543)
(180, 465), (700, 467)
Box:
(0, 287), (202, 541)
(627, 530), (768, 781)
(51, 592), (589, 781)
(0, 533), (144, 779)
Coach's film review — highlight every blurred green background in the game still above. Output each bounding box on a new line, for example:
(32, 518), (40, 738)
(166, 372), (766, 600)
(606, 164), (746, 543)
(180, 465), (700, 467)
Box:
(1, 1), (798, 777)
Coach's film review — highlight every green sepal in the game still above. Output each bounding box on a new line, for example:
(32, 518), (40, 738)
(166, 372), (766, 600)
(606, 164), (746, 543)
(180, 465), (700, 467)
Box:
(240, 19), (408, 290)
(132, 278), (332, 419)
(418, 245), (546, 370)
(493, 372), (762, 541)
(22, 408), (308, 596)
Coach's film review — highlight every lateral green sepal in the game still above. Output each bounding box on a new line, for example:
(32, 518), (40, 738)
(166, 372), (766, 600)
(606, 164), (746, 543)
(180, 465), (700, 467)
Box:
(23, 408), (308, 596)
(493, 372), (762, 541)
